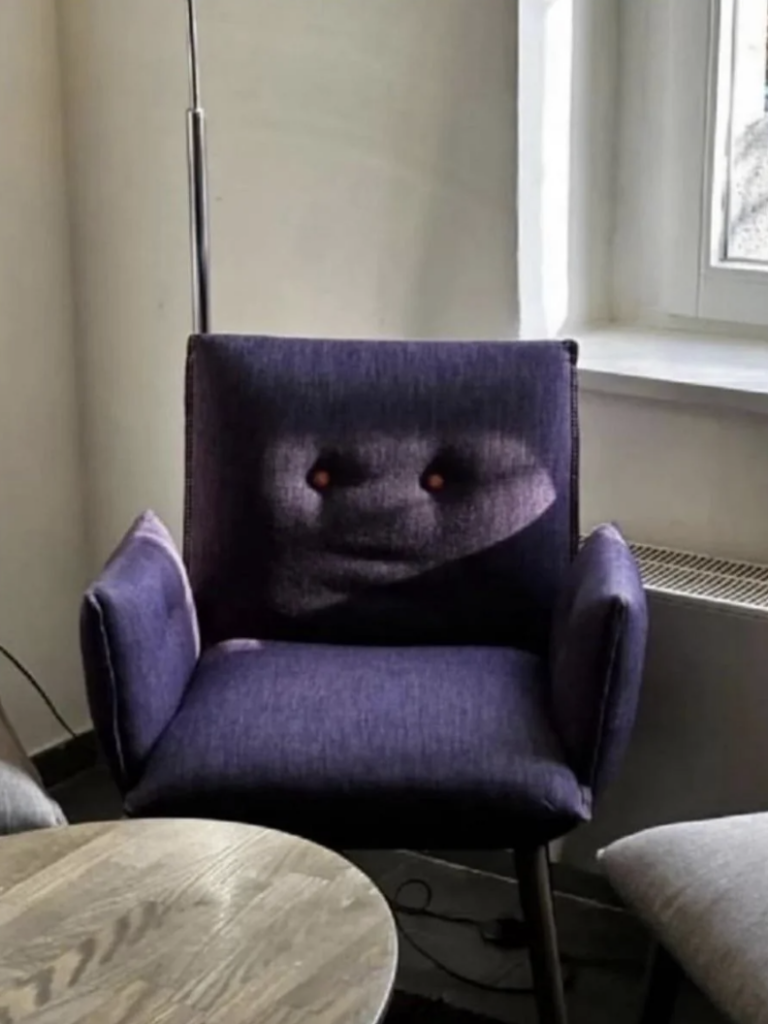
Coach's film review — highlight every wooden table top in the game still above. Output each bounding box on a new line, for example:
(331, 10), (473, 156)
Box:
(0, 819), (397, 1024)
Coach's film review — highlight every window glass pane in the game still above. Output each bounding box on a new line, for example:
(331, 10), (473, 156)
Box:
(726, 0), (768, 261)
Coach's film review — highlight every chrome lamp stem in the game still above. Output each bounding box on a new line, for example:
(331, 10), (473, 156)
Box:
(185, 0), (211, 333)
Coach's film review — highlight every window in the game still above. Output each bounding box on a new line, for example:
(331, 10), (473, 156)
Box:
(662, 0), (768, 326)
(718, 0), (768, 264)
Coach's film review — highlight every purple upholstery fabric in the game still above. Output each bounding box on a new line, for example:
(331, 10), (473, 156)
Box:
(126, 640), (590, 847)
(185, 336), (578, 653)
(80, 511), (200, 790)
(549, 524), (647, 794)
(80, 337), (649, 850)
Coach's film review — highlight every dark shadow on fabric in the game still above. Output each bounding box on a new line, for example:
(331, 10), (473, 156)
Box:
(197, 509), (565, 654)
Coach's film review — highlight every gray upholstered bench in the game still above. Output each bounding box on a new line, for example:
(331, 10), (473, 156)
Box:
(0, 699), (65, 835)
(602, 814), (768, 1024)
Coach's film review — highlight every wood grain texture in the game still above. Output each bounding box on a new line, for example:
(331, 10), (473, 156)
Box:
(0, 820), (397, 1024)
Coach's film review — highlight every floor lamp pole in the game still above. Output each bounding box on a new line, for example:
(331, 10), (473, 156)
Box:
(185, 0), (211, 334)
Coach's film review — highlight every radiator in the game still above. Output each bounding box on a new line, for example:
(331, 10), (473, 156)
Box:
(631, 542), (768, 612)
(562, 540), (768, 868)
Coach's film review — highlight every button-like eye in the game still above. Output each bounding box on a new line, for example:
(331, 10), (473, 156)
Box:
(309, 467), (332, 491)
(423, 471), (446, 493)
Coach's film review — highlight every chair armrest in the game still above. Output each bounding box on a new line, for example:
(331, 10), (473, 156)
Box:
(81, 511), (200, 791)
(549, 524), (648, 795)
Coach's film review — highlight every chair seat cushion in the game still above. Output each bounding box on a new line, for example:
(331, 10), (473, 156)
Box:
(126, 640), (590, 848)
(601, 813), (768, 1024)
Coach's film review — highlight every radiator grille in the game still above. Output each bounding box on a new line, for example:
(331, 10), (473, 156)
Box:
(630, 542), (768, 611)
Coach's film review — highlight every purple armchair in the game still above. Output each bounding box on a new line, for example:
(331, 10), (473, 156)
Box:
(81, 336), (647, 1024)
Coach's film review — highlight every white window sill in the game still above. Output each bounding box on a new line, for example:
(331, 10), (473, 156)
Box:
(576, 324), (768, 415)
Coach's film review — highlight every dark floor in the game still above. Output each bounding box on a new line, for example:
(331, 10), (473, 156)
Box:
(51, 767), (724, 1024)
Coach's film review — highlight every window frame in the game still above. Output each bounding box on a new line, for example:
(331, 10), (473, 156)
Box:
(662, 0), (768, 327)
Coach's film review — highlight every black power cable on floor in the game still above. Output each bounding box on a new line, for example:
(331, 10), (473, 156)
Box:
(390, 878), (538, 995)
(0, 644), (78, 740)
(390, 878), (588, 997)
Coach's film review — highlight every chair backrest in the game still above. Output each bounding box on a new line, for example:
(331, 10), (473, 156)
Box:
(185, 336), (578, 652)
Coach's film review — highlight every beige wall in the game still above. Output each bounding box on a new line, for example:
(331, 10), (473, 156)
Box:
(11, 0), (768, 836)
(564, 590), (768, 866)
(581, 391), (768, 563)
(0, 0), (89, 752)
(58, 0), (520, 564)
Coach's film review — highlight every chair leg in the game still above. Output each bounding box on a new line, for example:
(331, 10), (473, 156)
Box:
(639, 944), (682, 1024)
(514, 845), (569, 1024)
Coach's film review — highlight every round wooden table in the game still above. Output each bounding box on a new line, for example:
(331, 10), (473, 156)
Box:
(0, 819), (398, 1024)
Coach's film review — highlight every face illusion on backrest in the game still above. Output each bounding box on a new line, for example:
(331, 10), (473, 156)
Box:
(185, 336), (578, 652)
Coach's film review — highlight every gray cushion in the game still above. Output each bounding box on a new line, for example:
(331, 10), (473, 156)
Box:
(0, 700), (42, 784)
(601, 813), (768, 1024)
(0, 761), (66, 835)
